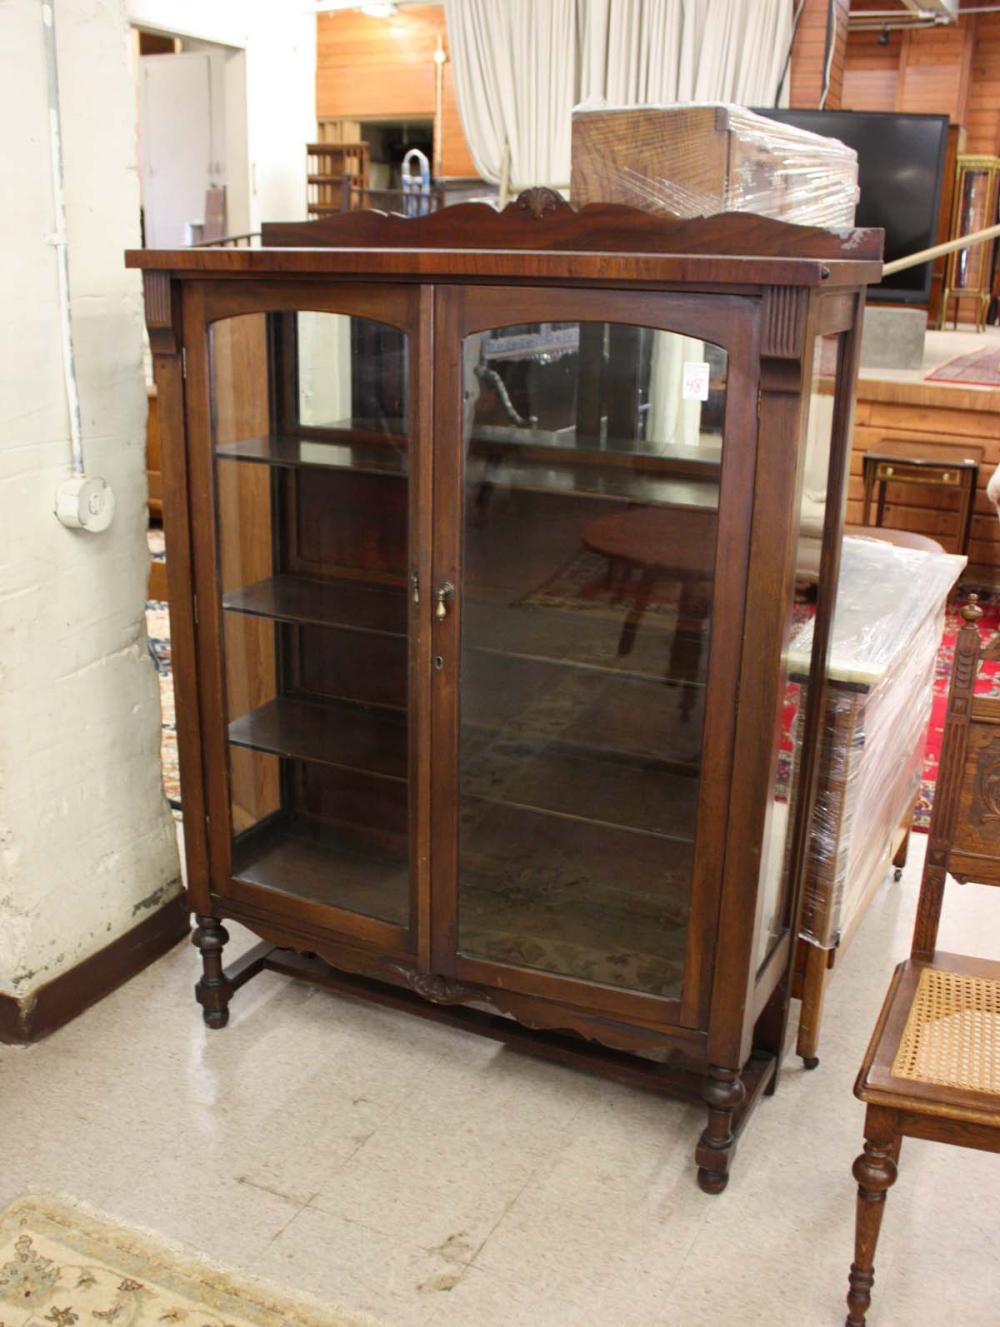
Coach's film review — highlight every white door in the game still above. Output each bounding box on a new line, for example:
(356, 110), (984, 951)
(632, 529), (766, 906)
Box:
(139, 52), (223, 248)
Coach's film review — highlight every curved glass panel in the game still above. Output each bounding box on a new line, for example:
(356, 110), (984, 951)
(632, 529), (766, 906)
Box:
(456, 320), (726, 998)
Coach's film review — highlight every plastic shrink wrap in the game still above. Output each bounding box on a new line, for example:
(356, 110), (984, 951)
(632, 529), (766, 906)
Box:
(571, 101), (859, 229)
(786, 536), (966, 950)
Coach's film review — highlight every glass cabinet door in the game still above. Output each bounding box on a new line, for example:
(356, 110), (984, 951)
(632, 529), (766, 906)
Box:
(442, 307), (738, 1008)
(205, 304), (415, 940)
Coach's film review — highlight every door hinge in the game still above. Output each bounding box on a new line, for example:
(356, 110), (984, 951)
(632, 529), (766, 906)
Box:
(192, 592), (199, 625)
(756, 388), (762, 420)
(181, 347), (188, 380)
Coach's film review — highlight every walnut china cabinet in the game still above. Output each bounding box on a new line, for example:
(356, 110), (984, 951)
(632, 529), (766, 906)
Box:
(129, 192), (882, 1191)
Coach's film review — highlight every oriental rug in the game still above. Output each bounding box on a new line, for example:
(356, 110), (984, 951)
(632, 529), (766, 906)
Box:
(925, 345), (1000, 387)
(0, 1194), (373, 1327)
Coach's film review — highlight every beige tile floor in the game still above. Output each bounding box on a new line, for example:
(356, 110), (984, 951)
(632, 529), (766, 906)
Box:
(3, 830), (1000, 1327)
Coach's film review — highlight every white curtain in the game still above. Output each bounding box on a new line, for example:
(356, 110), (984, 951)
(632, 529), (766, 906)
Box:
(444, 0), (576, 190)
(580, 0), (791, 106)
(297, 313), (352, 428)
(446, 0), (792, 191)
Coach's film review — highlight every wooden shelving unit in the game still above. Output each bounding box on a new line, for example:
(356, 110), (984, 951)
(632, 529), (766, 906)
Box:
(306, 141), (370, 217)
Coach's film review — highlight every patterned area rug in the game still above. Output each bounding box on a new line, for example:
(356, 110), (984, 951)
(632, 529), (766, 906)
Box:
(913, 585), (1000, 830)
(147, 528), (180, 814)
(0, 1194), (374, 1327)
(925, 345), (1000, 387)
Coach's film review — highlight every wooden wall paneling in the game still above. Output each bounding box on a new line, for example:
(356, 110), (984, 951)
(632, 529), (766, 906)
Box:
(847, 383), (1000, 568)
(842, 27), (903, 112)
(928, 124), (964, 326)
(790, 0), (850, 110)
(440, 61), (477, 179)
(895, 22), (975, 124)
(843, 13), (989, 133)
(316, 4), (478, 179)
(967, 13), (1000, 155)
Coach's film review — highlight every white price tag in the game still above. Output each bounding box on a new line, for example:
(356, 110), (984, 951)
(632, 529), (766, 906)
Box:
(682, 361), (710, 402)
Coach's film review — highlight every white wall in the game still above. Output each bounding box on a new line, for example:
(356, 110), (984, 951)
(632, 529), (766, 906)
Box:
(127, 0), (317, 231)
(0, 0), (180, 1002)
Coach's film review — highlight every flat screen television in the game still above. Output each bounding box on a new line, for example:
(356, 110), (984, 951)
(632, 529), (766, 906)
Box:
(753, 109), (950, 304)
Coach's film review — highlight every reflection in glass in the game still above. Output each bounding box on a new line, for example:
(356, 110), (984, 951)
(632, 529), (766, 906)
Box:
(457, 321), (727, 998)
(298, 311), (406, 434)
(210, 311), (411, 926)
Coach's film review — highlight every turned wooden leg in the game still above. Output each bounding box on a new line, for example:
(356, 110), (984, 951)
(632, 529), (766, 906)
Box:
(695, 1065), (745, 1194)
(846, 1110), (900, 1327)
(192, 914), (233, 1029)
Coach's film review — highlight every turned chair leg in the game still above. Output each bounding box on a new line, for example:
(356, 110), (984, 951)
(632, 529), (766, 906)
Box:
(192, 914), (233, 1029)
(694, 1065), (746, 1194)
(846, 1113), (900, 1327)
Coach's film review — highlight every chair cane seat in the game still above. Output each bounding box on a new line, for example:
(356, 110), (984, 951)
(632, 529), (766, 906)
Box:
(856, 955), (1000, 1122)
(892, 966), (1000, 1095)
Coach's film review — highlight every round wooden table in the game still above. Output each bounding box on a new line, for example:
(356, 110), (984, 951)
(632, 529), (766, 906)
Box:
(583, 505), (719, 716)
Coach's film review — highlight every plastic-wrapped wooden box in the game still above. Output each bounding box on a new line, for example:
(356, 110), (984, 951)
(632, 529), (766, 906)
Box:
(571, 102), (859, 229)
(785, 535), (965, 1066)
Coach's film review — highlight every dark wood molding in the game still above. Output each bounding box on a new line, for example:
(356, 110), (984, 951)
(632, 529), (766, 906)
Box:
(0, 893), (190, 1044)
(255, 194), (882, 260)
(142, 271), (181, 357)
(761, 286), (811, 359)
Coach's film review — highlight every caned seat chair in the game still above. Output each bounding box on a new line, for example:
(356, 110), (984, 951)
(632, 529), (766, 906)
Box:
(845, 595), (1000, 1327)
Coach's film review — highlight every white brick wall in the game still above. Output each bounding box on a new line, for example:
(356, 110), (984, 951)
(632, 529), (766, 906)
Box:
(0, 0), (180, 1000)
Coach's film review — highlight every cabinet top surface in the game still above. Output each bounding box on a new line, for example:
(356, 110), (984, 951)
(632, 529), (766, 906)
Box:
(125, 193), (883, 291)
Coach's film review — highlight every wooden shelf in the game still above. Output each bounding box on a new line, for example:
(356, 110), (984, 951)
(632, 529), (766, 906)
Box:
(215, 434), (407, 476)
(465, 596), (706, 686)
(298, 417), (407, 440)
(223, 575), (406, 637)
(462, 649), (705, 774)
(233, 812), (409, 928)
(467, 450), (719, 509)
(220, 572), (706, 686)
(473, 425), (723, 476)
(462, 735), (699, 843)
(214, 432), (715, 507)
(229, 697), (407, 782)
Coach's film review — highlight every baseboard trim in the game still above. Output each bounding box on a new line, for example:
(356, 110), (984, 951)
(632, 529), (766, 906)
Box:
(0, 892), (190, 1044)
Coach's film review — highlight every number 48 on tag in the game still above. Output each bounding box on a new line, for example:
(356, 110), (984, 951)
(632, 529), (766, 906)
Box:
(682, 361), (710, 402)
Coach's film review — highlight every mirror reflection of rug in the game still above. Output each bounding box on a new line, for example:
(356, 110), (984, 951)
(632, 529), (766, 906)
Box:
(925, 346), (1000, 387)
(0, 1195), (375, 1327)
